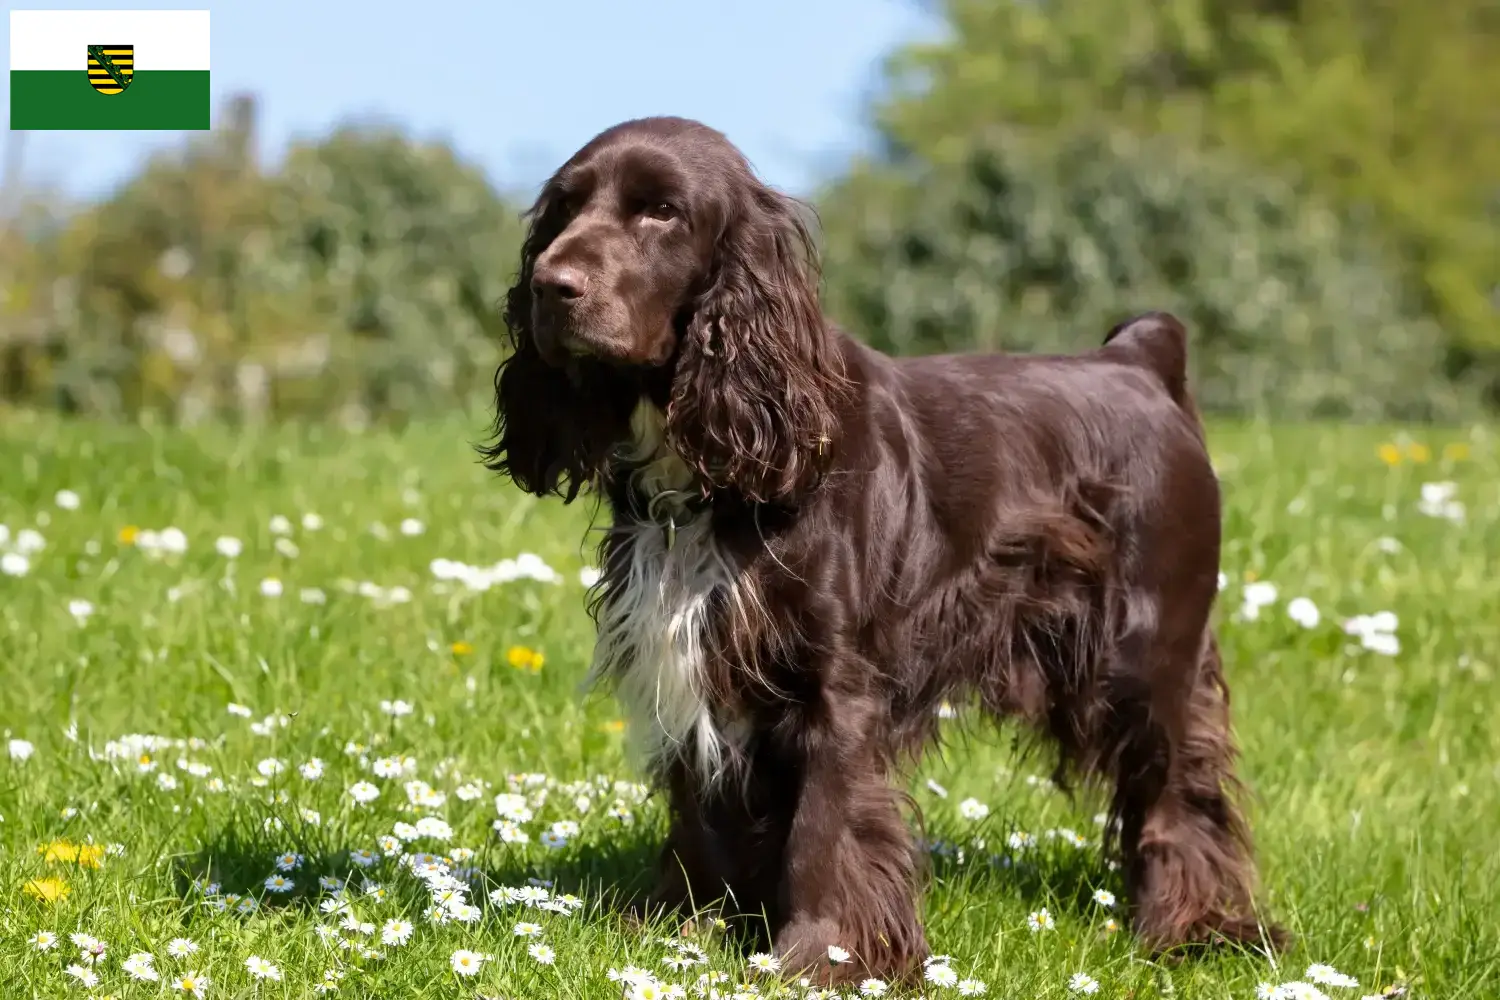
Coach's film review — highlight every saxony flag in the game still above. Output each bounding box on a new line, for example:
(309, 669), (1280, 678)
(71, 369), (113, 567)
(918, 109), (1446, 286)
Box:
(10, 9), (210, 130)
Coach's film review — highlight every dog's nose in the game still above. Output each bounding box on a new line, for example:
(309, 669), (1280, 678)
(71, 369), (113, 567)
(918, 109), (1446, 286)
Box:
(531, 264), (588, 302)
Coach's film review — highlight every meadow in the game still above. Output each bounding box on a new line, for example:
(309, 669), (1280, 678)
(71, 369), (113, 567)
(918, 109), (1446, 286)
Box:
(1, 409), (1495, 999)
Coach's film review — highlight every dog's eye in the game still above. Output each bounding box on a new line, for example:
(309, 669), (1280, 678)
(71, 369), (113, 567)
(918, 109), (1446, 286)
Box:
(640, 202), (678, 223)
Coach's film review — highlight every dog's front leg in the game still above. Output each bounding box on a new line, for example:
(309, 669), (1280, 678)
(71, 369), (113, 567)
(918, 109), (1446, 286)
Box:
(644, 758), (736, 920)
(771, 682), (927, 986)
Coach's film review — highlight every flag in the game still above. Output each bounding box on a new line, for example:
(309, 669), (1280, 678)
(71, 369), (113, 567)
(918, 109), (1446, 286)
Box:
(9, 9), (210, 130)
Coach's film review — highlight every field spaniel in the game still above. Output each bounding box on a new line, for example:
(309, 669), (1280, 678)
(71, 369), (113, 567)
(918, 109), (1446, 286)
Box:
(482, 116), (1281, 984)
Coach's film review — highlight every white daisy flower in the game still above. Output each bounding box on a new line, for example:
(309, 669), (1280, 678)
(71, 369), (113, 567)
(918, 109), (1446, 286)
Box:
(244, 955), (282, 980)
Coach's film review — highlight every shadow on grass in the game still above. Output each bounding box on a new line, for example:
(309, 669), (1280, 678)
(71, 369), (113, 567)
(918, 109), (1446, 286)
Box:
(923, 832), (1122, 925)
(170, 821), (665, 922)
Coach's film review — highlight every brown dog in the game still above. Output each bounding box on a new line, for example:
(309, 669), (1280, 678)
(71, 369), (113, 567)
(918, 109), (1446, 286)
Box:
(483, 116), (1281, 984)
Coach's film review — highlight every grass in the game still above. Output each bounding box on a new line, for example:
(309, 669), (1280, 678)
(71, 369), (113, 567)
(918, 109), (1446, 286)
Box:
(1, 408), (1496, 999)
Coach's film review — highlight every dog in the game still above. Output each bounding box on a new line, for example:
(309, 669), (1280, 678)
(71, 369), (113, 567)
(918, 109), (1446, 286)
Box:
(481, 115), (1280, 984)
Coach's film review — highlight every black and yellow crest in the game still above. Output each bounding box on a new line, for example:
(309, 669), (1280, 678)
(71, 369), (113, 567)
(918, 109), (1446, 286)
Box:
(86, 45), (134, 95)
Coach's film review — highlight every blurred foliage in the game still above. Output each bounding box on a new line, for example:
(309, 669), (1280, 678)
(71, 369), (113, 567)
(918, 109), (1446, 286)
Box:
(819, 126), (1474, 421)
(856, 0), (1500, 406)
(5, 0), (1500, 426)
(0, 97), (524, 425)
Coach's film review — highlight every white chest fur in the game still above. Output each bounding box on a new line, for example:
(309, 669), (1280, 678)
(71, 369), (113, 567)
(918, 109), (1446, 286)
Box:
(586, 402), (751, 784)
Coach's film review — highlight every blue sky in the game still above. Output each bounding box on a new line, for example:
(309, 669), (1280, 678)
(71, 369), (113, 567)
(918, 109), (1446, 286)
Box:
(4, 0), (941, 203)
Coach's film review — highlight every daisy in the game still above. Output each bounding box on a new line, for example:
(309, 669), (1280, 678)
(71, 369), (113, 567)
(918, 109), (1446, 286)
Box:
(245, 955), (283, 980)
(529, 942), (556, 964)
(1288, 597), (1321, 628)
(1092, 889), (1116, 908)
(1277, 984), (1330, 1000)
(1027, 908), (1055, 931)
(264, 874), (295, 892)
(926, 963), (959, 987)
(28, 930), (57, 951)
(166, 938), (199, 958)
(64, 964), (99, 987)
(1306, 965), (1360, 989)
(379, 918), (414, 946)
(827, 945), (851, 964)
(958, 797), (990, 820)
(957, 980), (989, 996)
(348, 781), (380, 804)
(859, 980), (889, 996)
(123, 952), (160, 981)
(173, 971), (210, 995)
(274, 851), (304, 871)
(516, 885), (549, 904)
(450, 949), (488, 976)
(514, 921), (544, 937)
(449, 902), (483, 922)
(1069, 972), (1100, 994)
(747, 953), (781, 974)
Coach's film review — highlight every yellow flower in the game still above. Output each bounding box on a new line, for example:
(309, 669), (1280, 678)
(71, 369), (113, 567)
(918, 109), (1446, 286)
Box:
(118, 525), (140, 544)
(1405, 442), (1430, 463)
(1377, 443), (1402, 466)
(38, 839), (105, 868)
(600, 719), (626, 734)
(507, 646), (544, 672)
(23, 877), (71, 902)
(1444, 442), (1471, 462)
(450, 641), (474, 656)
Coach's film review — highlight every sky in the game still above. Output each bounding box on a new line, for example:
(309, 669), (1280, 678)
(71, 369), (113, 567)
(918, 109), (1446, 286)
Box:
(3, 0), (942, 204)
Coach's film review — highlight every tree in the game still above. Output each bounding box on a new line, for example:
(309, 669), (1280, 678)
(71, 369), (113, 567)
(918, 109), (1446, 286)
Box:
(819, 125), (1478, 421)
(1, 96), (526, 422)
(868, 0), (1500, 396)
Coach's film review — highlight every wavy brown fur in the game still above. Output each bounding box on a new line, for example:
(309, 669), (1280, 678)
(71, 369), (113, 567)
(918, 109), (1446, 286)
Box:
(481, 117), (1283, 985)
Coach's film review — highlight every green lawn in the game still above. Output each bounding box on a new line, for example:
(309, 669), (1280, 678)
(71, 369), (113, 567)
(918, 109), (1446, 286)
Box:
(1, 410), (1496, 999)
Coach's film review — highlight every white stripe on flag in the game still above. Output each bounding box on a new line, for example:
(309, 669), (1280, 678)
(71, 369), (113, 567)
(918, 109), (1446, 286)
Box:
(10, 9), (210, 72)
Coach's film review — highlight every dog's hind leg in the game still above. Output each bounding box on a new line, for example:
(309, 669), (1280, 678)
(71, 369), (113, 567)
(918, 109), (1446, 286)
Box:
(1111, 629), (1283, 953)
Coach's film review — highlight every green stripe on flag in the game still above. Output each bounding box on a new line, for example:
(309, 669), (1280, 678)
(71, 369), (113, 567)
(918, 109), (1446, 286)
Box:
(9, 70), (210, 130)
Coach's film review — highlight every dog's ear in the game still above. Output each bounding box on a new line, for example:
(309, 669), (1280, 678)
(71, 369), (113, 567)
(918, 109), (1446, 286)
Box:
(480, 191), (631, 502)
(667, 187), (848, 504)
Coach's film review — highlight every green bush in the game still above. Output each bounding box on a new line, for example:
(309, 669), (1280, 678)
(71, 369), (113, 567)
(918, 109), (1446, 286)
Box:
(818, 126), (1479, 421)
(1, 108), (524, 424)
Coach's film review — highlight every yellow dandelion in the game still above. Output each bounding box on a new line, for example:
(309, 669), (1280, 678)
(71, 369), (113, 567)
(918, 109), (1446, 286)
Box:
(38, 840), (105, 869)
(23, 877), (71, 902)
(1377, 442), (1402, 465)
(1243, 569), (1258, 582)
(1443, 442), (1470, 462)
(118, 525), (140, 544)
(1405, 442), (1430, 463)
(450, 641), (474, 656)
(600, 719), (626, 734)
(507, 646), (544, 672)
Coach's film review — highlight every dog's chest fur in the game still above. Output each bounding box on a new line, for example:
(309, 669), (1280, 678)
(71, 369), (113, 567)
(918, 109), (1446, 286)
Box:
(588, 402), (751, 784)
